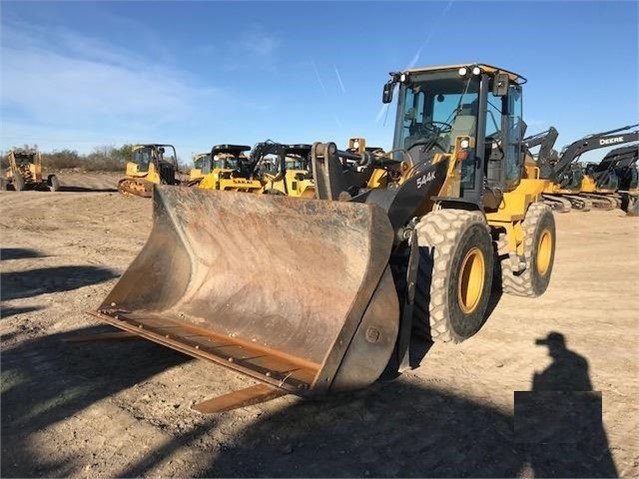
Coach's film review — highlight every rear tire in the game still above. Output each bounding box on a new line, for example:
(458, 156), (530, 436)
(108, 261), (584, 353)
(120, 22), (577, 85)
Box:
(501, 202), (555, 297)
(413, 209), (494, 343)
(0, 178), (7, 191)
(47, 174), (60, 192)
(627, 197), (639, 217)
(13, 173), (25, 192)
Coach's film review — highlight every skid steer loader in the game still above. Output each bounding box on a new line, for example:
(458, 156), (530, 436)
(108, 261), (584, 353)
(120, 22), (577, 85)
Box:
(89, 63), (555, 412)
(194, 144), (263, 192)
(118, 144), (180, 197)
(260, 143), (315, 197)
(261, 138), (385, 197)
(1, 148), (60, 192)
(195, 142), (314, 196)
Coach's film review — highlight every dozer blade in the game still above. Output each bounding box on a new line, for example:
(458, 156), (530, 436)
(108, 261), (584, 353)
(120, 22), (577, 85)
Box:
(118, 178), (154, 198)
(90, 186), (399, 397)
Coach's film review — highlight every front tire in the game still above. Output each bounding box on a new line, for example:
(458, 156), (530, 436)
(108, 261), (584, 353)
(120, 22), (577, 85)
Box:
(13, 173), (25, 192)
(501, 202), (556, 297)
(413, 209), (494, 343)
(47, 174), (60, 192)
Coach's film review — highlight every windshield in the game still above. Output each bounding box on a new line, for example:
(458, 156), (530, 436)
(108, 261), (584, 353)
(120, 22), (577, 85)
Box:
(14, 153), (35, 166)
(393, 70), (480, 160)
(133, 148), (153, 170)
(212, 155), (239, 170)
(194, 154), (210, 170)
(285, 156), (308, 170)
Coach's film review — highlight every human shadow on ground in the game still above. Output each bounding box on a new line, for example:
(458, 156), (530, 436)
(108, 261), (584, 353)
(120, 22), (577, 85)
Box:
(0, 248), (44, 261)
(120, 333), (613, 478)
(515, 331), (617, 478)
(0, 325), (192, 477)
(193, 380), (523, 478)
(0, 265), (117, 301)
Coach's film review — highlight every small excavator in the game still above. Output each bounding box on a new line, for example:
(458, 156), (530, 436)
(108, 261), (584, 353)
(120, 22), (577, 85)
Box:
(534, 124), (639, 211)
(118, 144), (180, 197)
(1, 148), (60, 192)
(584, 144), (639, 215)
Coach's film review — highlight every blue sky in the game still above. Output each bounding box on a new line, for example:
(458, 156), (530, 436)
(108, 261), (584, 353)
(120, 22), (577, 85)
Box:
(1, 1), (637, 164)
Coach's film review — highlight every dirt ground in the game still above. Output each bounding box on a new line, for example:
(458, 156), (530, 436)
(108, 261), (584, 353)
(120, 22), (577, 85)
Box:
(1, 172), (638, 478)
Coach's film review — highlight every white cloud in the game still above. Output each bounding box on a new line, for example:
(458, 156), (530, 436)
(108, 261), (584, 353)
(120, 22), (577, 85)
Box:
(0, 20), (224, 148)
(239, 26), (280, 58)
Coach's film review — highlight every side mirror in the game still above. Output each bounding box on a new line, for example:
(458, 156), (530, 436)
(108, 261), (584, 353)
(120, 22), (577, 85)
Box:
(492, 73), (509, 97)
(382, 82), (394, 104)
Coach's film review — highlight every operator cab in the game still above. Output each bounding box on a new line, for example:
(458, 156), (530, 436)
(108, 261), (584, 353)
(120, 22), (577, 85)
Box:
(385, 64), (527, 207)
(285, 144), (312, 170)
(210, 144), (252, 176)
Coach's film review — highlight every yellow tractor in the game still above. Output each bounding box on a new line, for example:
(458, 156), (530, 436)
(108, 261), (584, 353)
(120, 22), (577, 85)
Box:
(195, 144), (263, 192)
(118, 144), (179, 197)
(253, 139), (378, 197)
(91, 63), (555, 411)
(188, 152), (212, 184)
(259, 143), (315, 197)
(1, 148), (60, 192)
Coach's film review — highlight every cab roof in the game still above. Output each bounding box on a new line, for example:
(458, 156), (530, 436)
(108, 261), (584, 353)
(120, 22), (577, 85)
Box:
(405, 63), (526, 85)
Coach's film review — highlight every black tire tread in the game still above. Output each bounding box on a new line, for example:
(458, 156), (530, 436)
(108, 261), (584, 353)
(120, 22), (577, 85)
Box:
(501, 202), (554, 297)
(414, 209), (491, 343)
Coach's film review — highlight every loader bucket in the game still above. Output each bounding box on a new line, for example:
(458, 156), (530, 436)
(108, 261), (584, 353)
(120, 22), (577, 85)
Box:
(92, 186), (399, 395)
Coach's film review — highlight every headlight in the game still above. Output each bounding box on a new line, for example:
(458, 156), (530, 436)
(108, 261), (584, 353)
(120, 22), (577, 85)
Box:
(352, 140), (360, 150)
(458, 67), (468, 76)
(460, 139), (470, 149)
(472, 66), (481, 75)
(400, 73), (407, 82)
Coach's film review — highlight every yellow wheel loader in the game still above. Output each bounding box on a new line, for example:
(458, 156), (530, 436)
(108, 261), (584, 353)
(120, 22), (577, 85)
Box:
(118, 144), (180, 197)
(1, 148), (60, 192)
(90, 63), (555, 411)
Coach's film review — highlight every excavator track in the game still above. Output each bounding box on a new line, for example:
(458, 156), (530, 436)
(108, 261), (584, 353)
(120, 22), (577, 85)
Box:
(541, 195), (572, 213)
(562, 194), (593, 212)
(577, 193), (618, 211)
(118, 178), (154, 198)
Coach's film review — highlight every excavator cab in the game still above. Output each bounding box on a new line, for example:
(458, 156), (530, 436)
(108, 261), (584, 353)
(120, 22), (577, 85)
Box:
(92, 64), (555, 411)
(118, 144), (179, 197)
(1, 148), (59, 192)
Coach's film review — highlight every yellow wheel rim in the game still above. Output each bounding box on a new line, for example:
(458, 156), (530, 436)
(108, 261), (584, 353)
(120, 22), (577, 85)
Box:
(537, 229), (552, 276)
(457, 247), (485, 314)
